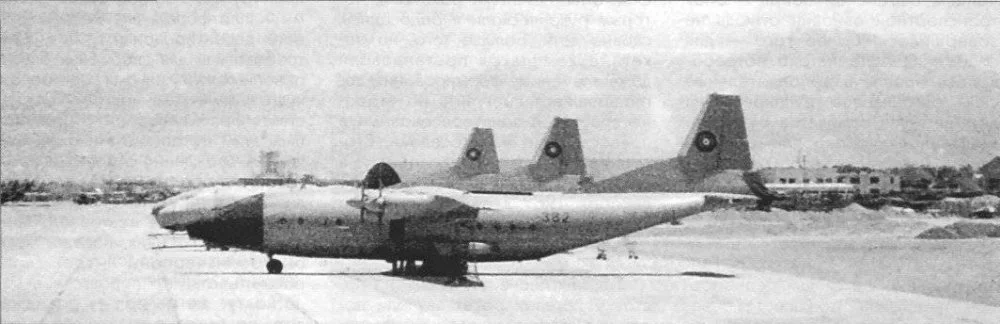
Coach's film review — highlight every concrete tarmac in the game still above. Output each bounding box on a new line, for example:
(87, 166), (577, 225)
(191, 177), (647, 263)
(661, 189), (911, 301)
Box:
(3, 202), (999, 323)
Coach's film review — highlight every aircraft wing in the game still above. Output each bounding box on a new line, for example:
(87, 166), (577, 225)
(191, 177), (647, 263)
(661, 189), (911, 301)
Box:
(347, 187), (481, 221)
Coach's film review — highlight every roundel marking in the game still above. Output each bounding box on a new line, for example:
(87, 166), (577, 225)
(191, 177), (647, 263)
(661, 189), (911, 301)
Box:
(465, 148), (482, 161)
(694, 131), (718, 152)
(543, 141), (563, 158)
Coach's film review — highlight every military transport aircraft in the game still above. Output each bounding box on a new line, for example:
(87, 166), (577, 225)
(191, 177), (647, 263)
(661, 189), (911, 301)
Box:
(151, 117), (587, 232)
(184, 162), (757, 285)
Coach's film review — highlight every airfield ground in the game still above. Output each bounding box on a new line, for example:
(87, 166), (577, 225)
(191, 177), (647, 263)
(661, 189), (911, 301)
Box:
(2, 202), (998, 323)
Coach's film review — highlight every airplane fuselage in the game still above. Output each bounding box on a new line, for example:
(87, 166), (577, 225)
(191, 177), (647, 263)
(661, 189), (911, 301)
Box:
(189, 186), (752, 263)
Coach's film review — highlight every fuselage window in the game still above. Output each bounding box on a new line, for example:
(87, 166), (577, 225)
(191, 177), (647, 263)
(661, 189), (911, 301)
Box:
(529, 224), (537, 231)
(493, 224), (502, 231)
(335, 218), (344, 226)
(476, 223), (484, 230)
(297, 218), (305, 225)
(278, 218), (287, 224)
(509, 223), (518, 230)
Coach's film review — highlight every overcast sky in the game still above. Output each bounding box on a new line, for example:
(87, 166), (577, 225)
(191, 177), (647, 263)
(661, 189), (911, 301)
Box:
(2, 2), (999, 181)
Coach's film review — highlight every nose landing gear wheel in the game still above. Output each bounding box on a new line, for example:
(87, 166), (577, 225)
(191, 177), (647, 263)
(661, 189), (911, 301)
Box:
(266, 259), (283, 274)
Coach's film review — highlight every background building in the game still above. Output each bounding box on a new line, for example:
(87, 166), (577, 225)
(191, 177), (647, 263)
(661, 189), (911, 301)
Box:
(759, 167), (900, 194)
(980, 156), (1000, 193)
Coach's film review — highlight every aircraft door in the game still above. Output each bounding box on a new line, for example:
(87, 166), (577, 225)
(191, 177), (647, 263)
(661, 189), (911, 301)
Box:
(389, 219), (406, 244)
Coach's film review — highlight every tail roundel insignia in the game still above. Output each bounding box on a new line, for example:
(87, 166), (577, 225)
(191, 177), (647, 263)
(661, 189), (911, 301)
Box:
(465, 148), (482, 161)
(693, 131), (718, 152)
(543, 142), (563, 158)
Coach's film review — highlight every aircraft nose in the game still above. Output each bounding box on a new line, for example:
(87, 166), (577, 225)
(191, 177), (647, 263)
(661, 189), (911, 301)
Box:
(151, 204), (165, 216)
(186, 194), (264, 250)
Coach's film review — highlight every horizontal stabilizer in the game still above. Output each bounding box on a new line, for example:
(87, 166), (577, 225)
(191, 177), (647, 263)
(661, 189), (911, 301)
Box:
(703, 193), (759, 210)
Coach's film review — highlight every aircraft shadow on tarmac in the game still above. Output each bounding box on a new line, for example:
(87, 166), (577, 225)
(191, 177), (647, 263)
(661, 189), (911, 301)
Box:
(184, 271), (736, 286)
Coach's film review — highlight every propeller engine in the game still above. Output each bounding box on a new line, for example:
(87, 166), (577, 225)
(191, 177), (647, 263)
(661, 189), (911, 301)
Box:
(353, 162), (402, 223)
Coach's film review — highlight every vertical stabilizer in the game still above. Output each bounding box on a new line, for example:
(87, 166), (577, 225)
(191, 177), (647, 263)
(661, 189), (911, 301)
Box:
(528, 117), (586, 182)
(449, 127), (500, 178)
(678, 94), (752, 178)
(583, 93), (755, 194)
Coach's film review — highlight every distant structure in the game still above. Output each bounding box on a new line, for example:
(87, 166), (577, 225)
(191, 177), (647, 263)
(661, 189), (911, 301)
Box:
(980, 156), (1000, 193)
(238, 151), (299, 186)
(897, 167), (936, 191)
(759, 167), (900, 194)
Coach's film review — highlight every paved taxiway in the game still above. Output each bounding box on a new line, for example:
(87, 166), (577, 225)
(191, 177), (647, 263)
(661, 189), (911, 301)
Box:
(3, 202), (999, 323)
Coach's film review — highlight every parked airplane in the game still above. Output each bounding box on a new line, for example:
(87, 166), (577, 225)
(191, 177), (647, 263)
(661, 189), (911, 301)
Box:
(184, 162), (757, 285)
(397, 117), (587, 192)
(152, 118), (586, 233)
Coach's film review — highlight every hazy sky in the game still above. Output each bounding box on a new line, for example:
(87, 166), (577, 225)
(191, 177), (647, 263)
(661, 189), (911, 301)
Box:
(2, 2), (999, 181)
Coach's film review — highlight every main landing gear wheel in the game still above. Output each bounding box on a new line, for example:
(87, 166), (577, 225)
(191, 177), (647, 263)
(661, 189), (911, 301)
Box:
(421, 257), (482, 287)
(266, 259), (283, 274)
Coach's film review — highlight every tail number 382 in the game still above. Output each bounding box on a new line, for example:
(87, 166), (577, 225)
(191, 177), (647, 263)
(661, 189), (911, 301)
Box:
(541, 212), (570, 223)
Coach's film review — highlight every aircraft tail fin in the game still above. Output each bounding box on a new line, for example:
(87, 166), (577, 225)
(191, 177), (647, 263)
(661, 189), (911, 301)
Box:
(527, 117), (586, 182)
(678, 93), (752, 178)
(449, 127), (500, 178)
